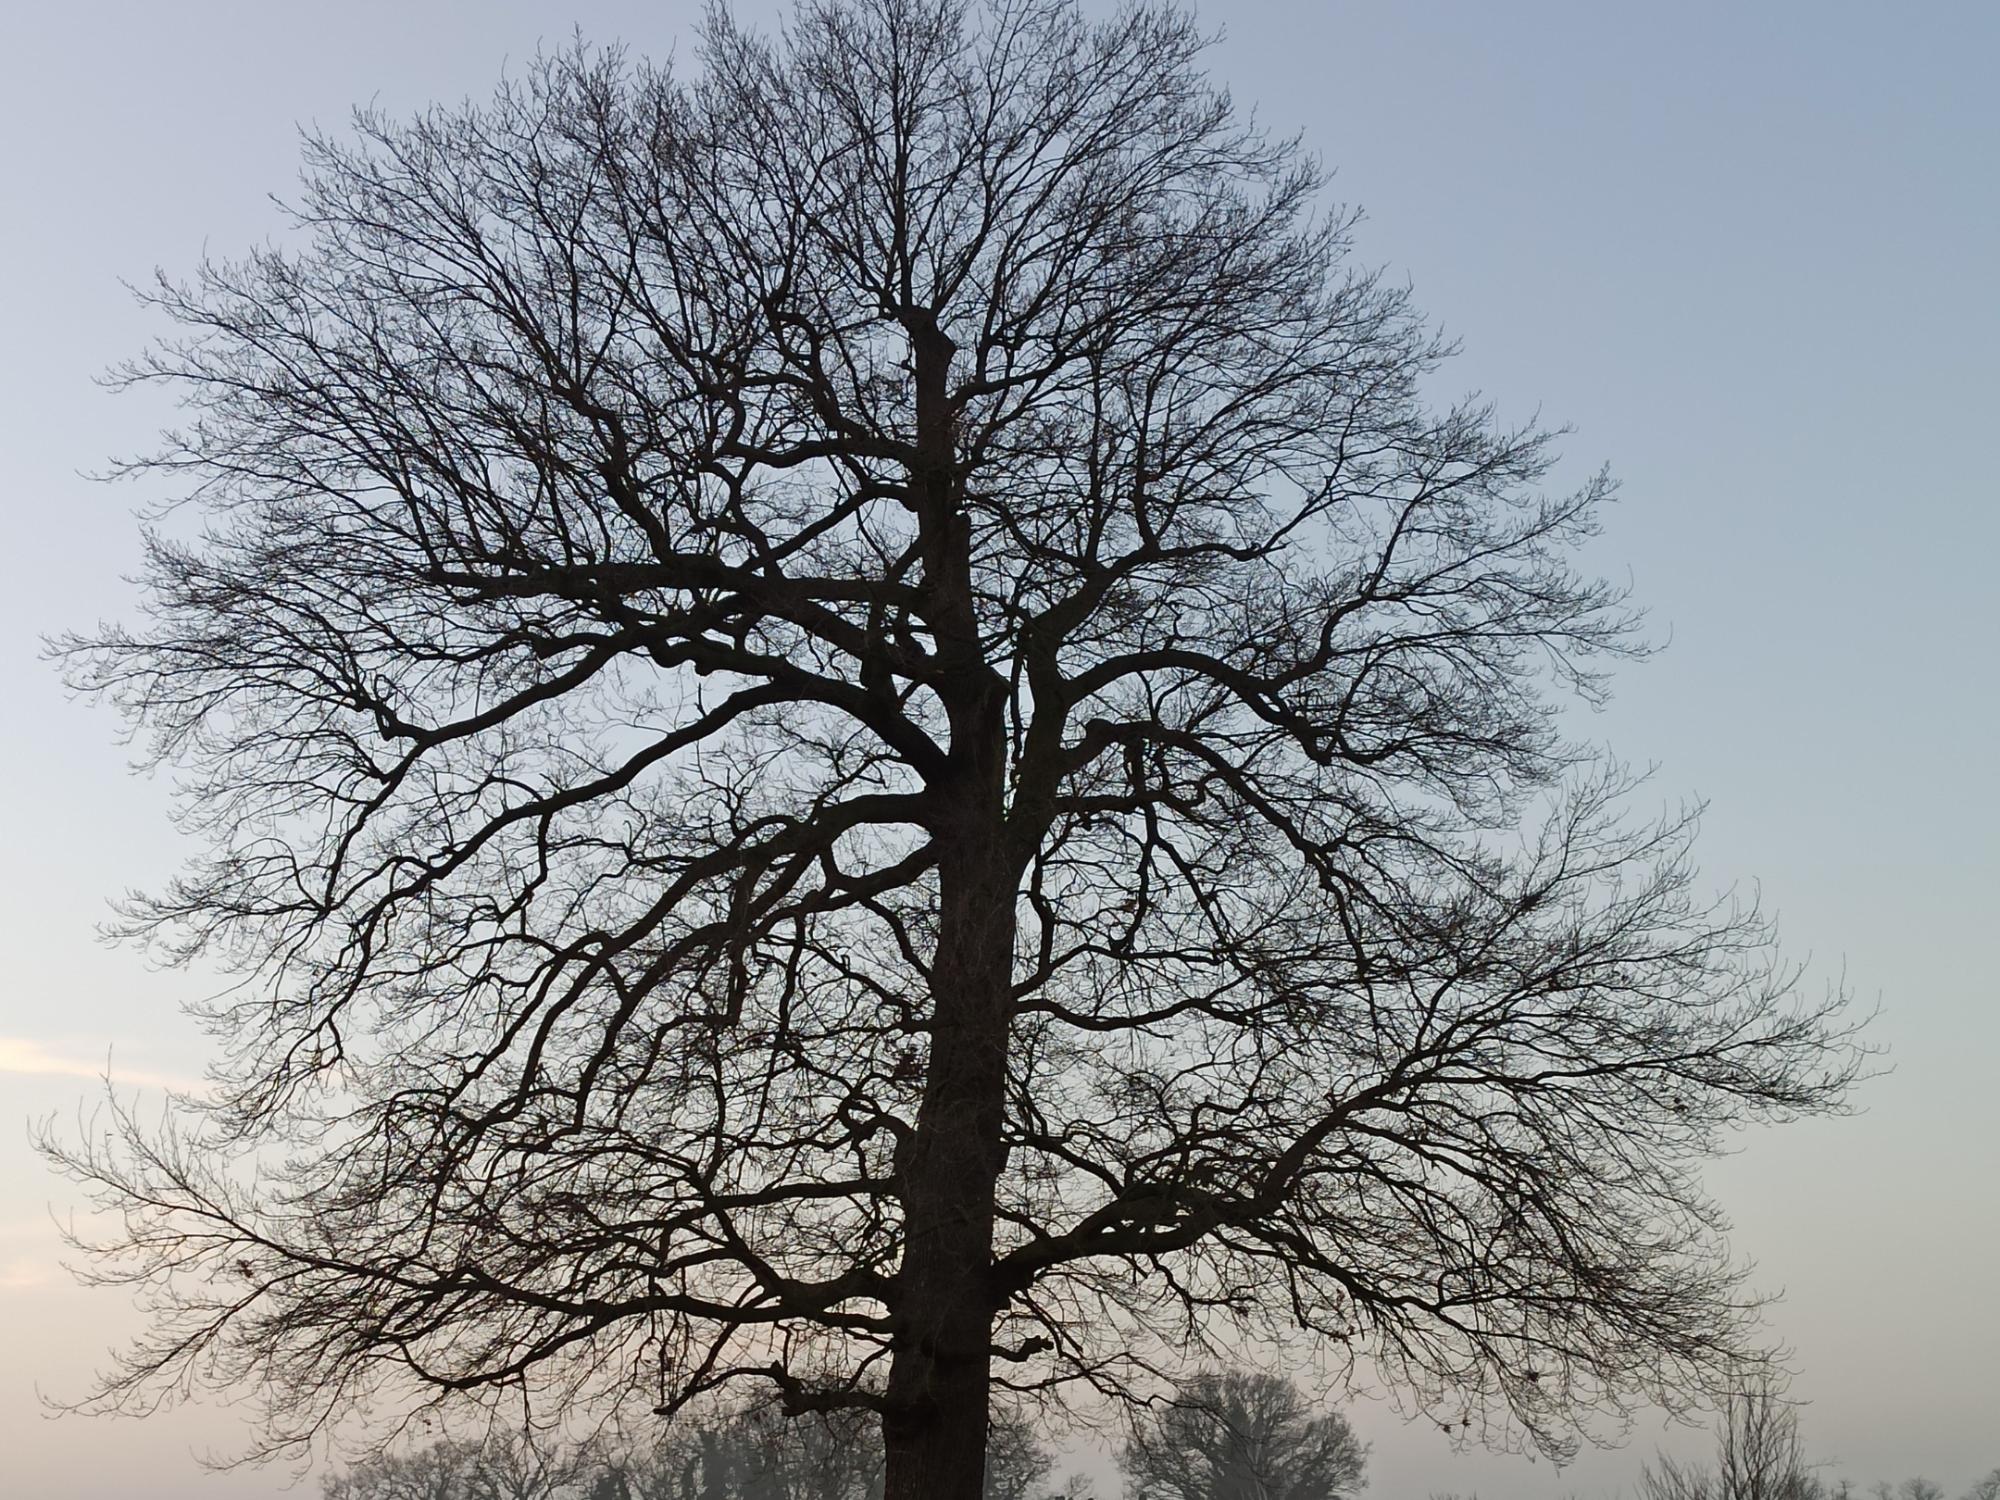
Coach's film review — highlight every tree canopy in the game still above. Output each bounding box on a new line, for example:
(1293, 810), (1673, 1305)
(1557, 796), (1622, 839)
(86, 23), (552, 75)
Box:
(49, 1), (1861, 1495)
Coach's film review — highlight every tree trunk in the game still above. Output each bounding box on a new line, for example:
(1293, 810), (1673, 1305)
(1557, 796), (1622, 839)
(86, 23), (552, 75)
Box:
(880, 305), (1015, 1500)
(881, 831), (1016, 1500)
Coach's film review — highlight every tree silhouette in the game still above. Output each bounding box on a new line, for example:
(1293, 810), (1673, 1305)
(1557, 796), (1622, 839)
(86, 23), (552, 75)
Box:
(48, 1), (1860, 1496)
(1121, 1370), (1365, 1500)
(1637, 1378), (1821, 1500)
(609, 1403), (886, 1500)
(321, 1432), (604, 1500)
(321, 1404), (1072, 1500)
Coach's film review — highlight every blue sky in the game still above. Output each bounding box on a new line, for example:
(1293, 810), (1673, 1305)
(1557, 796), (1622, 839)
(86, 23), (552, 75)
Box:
(1, 3), (1994, 1496)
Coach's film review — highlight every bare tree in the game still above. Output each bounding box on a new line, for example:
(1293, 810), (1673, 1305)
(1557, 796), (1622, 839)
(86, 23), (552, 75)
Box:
(590, 1404), (886, 1500)
(331, 1404), (1069, 1500)
(46, 0), (1862, 1496)
(325, 1432), (604, 1500)
(1121, 1370), (1365, 1500)
(1637, 1379), (1821, 1500)
(323, 1440), (486, 1500)
(1962, 1472), (2000, 1500)
(982, 1408), (1092, 1500)
(1713, 1384), (1820, 1500)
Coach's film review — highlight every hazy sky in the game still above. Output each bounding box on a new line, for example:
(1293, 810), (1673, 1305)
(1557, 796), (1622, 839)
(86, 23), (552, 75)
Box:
(2, 3), (1994, 1497)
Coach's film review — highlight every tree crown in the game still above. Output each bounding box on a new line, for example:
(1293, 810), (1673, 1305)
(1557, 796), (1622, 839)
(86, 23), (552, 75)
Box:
(49, 0), (1861, 1475)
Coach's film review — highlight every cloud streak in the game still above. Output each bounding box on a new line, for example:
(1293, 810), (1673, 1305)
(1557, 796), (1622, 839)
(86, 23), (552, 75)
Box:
(0, 1256), (55, 1292)
(0, 1037), (201, 1093)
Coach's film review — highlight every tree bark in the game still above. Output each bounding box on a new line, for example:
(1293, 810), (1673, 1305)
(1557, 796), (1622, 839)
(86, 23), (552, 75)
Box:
(881, 818), (1018, 1499)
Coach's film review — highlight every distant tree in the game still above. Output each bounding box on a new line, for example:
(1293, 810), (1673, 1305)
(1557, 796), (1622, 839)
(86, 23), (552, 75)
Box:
(1637, 1379), (1821, 1500)
(1638, 1462), (1713, 1500)
(48, 0), (1862, 1496)
(337, 1404), (1073, 1500)
(688, 1403), (884, 1500)
(1121, 1370), (1365, 1500)
(610, 1401), (1070, 1500)
(1897, 1483), (1944, 1500)
(1962, 1472), (2000, 1500)
(323, 1439), (484, 1500)
(325, 1432), (603, 1500)
(983, 1409), (1092, 1500)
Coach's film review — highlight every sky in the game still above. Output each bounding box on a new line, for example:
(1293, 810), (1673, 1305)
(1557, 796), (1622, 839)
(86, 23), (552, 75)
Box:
(1, 2), (1995, 1496)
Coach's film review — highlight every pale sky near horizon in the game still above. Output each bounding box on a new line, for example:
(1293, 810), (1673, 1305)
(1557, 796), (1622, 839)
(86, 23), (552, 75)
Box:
(1, 3), (1994, 1497)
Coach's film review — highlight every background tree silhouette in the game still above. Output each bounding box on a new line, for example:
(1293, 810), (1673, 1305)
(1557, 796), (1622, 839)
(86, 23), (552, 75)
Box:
(319, 1403), (1074, 1500)
(1121, 1370), (1365, 1500)
(47, 0), (1861, 1496)
(321, 1431), (606, 1500)
(1636, 1378), (1819, 1500)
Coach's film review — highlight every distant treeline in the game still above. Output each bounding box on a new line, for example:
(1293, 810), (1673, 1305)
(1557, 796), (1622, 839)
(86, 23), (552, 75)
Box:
(320, 1368), (1361, 1500)
(320, 1370), (1996, 1500)
(1431, 1382), (1998, 1500)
